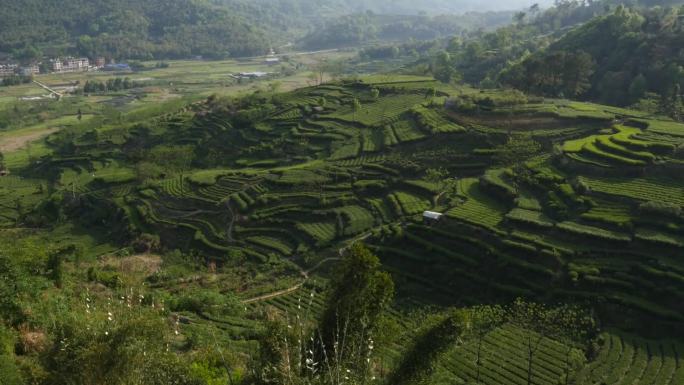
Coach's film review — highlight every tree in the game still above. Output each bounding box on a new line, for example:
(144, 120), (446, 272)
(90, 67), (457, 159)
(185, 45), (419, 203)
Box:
(0, 253), (22, 324)
(514, 11), (527, 25)
(426, 87), (437, 100)
(628, 74), (648, 102)
(149, 145), (195, 190)
(0, 151), (5, 171)
(318, 243), (394, 375)
(433, 50), (457, 84)
(561, 51), (595, 97)
(495, 134), (542, 190)
(425, 168), (448, 187)
(370, 88), (380, 100)
(469, 305), (506, 384)
(508, 299), (592, 385)
(424, 167), (451, 202)
(252, 313), (298, 384)
(13, 45), (42, 64)
(554, 308), (594, 385)
(352, 98), (362, 123)
(672, 84), (682, 121)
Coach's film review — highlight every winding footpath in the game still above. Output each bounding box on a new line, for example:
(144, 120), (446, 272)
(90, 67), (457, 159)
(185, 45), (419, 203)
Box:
(241, 257), (340, 304)
(240, 229), (376, 305)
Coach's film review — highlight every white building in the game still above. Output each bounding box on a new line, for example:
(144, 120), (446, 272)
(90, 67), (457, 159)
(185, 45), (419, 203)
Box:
(50, 57), (90, 73)
(19, 65), (39, 76)
(263, 48), (280, 65)
(423, 211), (444, 225)
(0, 64), (18, 77)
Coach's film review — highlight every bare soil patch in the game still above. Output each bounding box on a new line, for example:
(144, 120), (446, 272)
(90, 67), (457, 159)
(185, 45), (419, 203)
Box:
(0, 127), (58, 152)
(100, 254), (163, 275)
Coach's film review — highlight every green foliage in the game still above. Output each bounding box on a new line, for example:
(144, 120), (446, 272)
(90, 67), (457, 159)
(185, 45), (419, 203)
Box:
(83, 78), (139, 94)
(0, 0), (272, 59)
(43, 310), (203, 385)
(149, 145), (194, 177)
(443, 2), (684, 107)
(0, 324), (22, 385)
(508, 299), (595, 385)
(1, 75), (33, 87)
(319, 243), (394, 368)
(170, 289), (242, 317)
(496, 135), (542, 171)
(2, 61), (684, 385)
(503, 50), (596, 98)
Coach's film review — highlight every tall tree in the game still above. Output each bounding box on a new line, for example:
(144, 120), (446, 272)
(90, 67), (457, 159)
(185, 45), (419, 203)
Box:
(561, 51), (595, 97)
(318, 243), (394, 376)
(469, 305), (506, 384)
(508, 299), (591, 385)
(628, 74), (648, 103)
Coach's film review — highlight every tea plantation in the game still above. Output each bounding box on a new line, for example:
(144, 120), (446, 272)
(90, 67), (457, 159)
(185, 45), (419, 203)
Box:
(3, 76), (684, 384)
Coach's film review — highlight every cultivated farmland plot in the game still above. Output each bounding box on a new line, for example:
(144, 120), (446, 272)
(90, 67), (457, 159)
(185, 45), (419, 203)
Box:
(3, 75), (684, 381)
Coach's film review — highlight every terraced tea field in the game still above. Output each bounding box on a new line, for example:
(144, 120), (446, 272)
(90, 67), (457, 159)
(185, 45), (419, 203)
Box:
(3, 75), (684, 383)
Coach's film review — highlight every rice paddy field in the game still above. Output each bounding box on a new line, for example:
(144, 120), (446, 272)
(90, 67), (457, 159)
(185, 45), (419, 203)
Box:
(2, 74), (684, 384)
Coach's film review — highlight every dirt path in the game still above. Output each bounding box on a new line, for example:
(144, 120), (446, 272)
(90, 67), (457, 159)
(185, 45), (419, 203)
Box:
(241, 257), (340, 304)
(242, 283), (305, 305)
(0, 127), (58, 153)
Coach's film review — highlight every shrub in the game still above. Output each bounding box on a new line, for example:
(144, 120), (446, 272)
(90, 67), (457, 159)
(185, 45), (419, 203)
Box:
(638, 201), (682, 218)
(131, 233), (161, 253)
(0, 326), (23, 385)
(87, 267), (123, 288)
(170, 289), (241, 317)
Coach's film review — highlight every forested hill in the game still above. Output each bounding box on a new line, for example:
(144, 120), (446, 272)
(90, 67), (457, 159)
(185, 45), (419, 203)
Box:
(432, 0), (684, 115)
(244, 0), (555, 16)
(0, 0), (273, 60)
(0, 0), (551, 61)
(298, 12), (516, 50)
(502, 5), (684, 106)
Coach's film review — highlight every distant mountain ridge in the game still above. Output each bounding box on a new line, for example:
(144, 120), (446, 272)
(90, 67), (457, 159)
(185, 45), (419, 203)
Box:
(243, 0), (556, 16)
(0, 0), (551, 61)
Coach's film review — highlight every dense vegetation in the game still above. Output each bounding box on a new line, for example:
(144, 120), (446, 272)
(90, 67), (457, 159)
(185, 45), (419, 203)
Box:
(2, 1), (684, 383)
(2, 70), (684, 383)
(426, 0), (684, 116)
(0, 0), (529, 61)
(299, 12), (514, 50)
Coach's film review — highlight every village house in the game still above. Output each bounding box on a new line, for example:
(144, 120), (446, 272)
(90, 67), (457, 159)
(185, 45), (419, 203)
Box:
(264, 57), (280, 65)
(19, 65), (40, 76)
(263, 48), (280, 65)
(423, 211), (444, 225)
(50, 57), (90, 73)
(0, 64), (18, 77)
(230, 71), (271, 80)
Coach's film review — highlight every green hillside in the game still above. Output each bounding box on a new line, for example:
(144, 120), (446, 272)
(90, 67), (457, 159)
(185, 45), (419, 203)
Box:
(436, 0), (684, 114)
(0, 63), (683, 382)
(0, 0), (521, 61)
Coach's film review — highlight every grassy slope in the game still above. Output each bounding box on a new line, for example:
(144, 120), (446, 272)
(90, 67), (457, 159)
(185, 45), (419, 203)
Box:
(2, 75), (684, 384)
